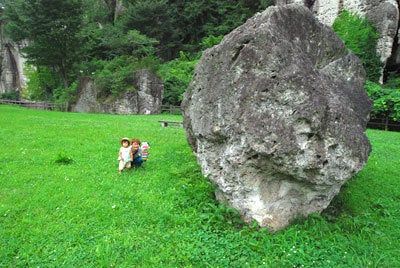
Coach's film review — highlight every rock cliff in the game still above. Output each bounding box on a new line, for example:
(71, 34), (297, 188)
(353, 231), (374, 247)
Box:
(0, 38), (26, 95)
(275, 0), (400, 81)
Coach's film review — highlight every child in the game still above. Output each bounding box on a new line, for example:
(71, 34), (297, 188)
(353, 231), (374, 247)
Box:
(140, 141), (150, 161)
(118, 137), (133, 173)
(131, 138), (144, 168)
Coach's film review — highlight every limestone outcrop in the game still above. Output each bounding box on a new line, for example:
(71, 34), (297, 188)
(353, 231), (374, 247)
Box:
(0, 40), (26, 95)
(275, 0), (400, 81)
(71, 69), (163, 114)
(182, 4), (372, 231)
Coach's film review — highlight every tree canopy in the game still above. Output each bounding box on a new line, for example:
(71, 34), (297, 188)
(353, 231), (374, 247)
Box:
(1, 0), (271, 101)
(3, 0), (83, 88)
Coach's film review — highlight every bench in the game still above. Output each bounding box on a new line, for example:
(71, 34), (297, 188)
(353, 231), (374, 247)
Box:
(159, 120), (184, 128)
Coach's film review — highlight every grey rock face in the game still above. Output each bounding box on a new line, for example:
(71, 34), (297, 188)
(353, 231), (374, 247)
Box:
(133, 69), (164, 115)
(275, 0), (400, 82)
(71, 77), (100, 113)
(182, 4), (372, 231)
(71, 69), (163, 114)
(0, 41), (26, 95)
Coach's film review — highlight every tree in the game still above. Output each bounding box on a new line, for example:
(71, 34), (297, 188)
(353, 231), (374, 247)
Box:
(119, 0), (179, 60)
(120, 0), (269, 61)
(3, 0), (83, 89)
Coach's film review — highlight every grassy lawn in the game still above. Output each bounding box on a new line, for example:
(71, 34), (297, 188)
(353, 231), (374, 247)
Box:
(0, 105), (399, 267)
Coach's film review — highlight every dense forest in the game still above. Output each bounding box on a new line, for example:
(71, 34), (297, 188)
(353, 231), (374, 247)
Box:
(0, 0), (399, 126)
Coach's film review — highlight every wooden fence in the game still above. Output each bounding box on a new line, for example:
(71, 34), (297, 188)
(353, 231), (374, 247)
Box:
(1, 99), (180, 114)
(2, 99), (399, 131)
(0, 99), (68, 111)
(161, 104), (182, 114)
(367, 117), (400, 132)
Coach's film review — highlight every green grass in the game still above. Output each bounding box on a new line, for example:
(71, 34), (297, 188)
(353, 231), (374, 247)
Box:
(0, 105), (399, 267)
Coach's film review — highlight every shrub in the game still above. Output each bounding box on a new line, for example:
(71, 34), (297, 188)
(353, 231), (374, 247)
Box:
(333, 10), (383, 82)
(94, 56), (136, 98)
(23, 65), (59, 100)
(158, 51), (198, 106)
(54, 152), (74, 165)
(0, 91), (19, 100)
(365, 80), (400, 124)
(52, 82), (78, 107)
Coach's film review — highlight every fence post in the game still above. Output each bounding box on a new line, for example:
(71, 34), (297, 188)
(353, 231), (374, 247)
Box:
(385, 116), (389, 131)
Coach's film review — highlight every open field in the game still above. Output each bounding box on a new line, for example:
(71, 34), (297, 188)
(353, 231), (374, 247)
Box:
(0, 105), (399, 267)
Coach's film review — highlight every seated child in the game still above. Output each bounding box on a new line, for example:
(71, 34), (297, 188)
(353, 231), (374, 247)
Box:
(131, 138), (144, 168)
(118, 137), (133, 173)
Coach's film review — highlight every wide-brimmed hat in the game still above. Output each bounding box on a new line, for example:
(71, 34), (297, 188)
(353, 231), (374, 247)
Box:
(120, 137), (130, 145)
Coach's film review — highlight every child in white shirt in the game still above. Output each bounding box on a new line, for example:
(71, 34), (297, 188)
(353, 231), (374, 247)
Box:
(118, 137), (133, 173)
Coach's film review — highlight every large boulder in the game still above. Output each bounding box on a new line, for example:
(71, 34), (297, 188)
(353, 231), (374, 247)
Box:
(182, 4), (372, 231)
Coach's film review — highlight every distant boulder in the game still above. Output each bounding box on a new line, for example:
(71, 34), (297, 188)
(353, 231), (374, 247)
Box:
(182, 4), (372, 231)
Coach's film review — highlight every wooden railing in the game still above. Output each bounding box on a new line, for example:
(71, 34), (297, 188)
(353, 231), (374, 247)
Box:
(161, 104), (182, 114)
(2, 99), (398, 131)
(0, 99), (68, 111)
(367, 117), (400, 132)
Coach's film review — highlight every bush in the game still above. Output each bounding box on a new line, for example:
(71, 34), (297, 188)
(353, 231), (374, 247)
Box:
(0, 91), (19, 100)
(365, 80), (400, 122)
(158, 51), (198, 106)
(23, 65), (59, 100)
(54, 152), (74, 165)
(333, 10), (383, 82)
(93, 56), (136, 98)
(52, 82), (78, 107)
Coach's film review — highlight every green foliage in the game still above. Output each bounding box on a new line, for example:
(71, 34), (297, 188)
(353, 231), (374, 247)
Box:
(120, 0), (268, 60)
(333, 10), (383, 82)
(383, 72), (400, 89)
(92, 55), (161, 99)
(365, 80), (400, 122)
(78, 23), (159, 61)
(0, 91), (19, 100)
(158, 35), (223, 106)
(119, 0), (178, 60)
(82, 0), (114, 24)
(54, 152), (74, 165)
(94, 56), (136, 98)
(199, 34), (224, 50)
(53, 81), (78, 105)
(23, 65), (59, 100)
(1, 105), (400, 267)
(239, 0), (272, 13)
(73, 4), (162, 100)
(176, 0), (257, 57)
(200, 202), (246, 229)
(158, 51), (198, 105)
(3, 0), (84, 87)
